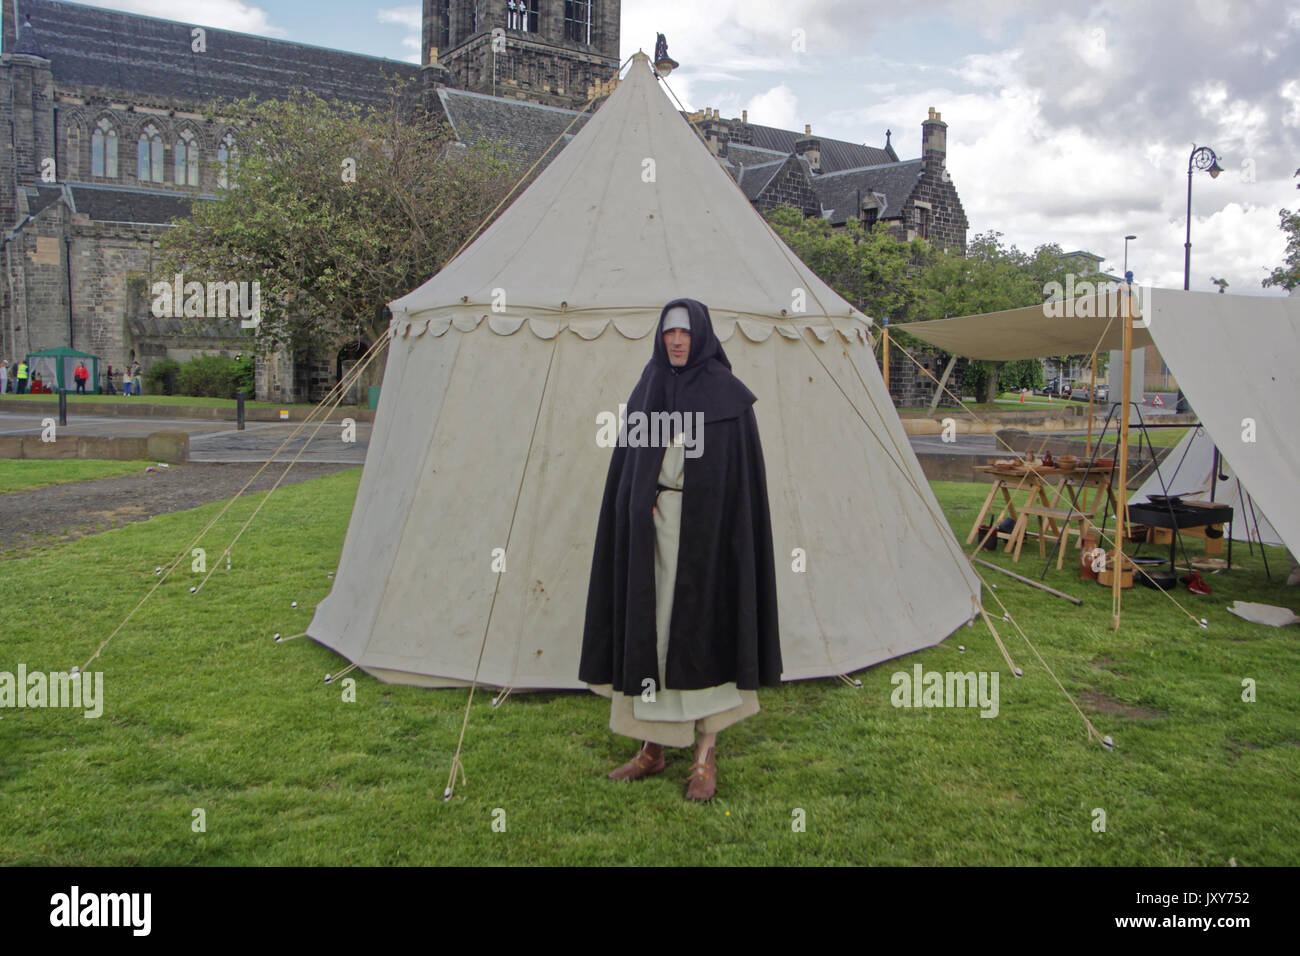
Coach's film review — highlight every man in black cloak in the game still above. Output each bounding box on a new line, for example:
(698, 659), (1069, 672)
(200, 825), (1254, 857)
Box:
(579, 297), (781, 801)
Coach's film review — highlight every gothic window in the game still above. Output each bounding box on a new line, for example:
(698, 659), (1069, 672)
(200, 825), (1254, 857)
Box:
(174, 129), (199, 186)
(913, 205), (930, 239)
(516, 0), (538, 32)
(67, 125), (81, 179)
(506, 0), (521, 30)
(863, 207), (878, 232)
(137, 123), (164, 183)
(91, 117), (118, 178)
(217, 132), (238, 189)
(564, 0), (592, 44)
(437, 0), (449, 51)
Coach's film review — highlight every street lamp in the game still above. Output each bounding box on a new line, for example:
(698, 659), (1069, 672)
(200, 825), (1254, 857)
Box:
(1178, 146), (1221, 412)
(1183, 145), (1222, 291)
(1123, 234), (1136, 277)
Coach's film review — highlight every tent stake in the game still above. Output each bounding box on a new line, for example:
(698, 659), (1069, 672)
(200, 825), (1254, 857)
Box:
(971, 558), (1083, 606)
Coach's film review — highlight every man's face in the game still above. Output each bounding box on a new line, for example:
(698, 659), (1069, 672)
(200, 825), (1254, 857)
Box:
(664, 328), (691, 367)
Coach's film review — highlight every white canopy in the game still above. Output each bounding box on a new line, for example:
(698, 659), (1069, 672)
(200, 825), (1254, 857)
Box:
(905, 292), (1155, 360)
(307, 52), (981, 689)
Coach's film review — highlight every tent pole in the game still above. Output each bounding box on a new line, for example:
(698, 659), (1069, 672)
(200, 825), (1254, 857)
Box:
(1112, 281), (1134, 630)
(1086, 351), (1097, 449)
(882, 325), (890, 393)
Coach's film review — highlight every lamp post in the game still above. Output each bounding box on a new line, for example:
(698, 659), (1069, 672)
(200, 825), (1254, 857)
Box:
(1178, 146), (1221, 412)
(1123, 234), (1136, 277)
(1183, 146), (1222, 291)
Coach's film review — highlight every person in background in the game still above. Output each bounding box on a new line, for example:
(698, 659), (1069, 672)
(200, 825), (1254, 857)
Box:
(0, 359), (8, 395)
(74, 361), (89, 394)
(131, 361), (143, 397)
(104, 365), (116, 395)
(15, 359), (28, 394)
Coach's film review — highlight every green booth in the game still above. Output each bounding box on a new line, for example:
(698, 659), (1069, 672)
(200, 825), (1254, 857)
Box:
(23, 346), (102, 394)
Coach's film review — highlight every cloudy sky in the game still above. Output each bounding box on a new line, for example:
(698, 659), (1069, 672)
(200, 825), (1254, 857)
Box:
(72, 0), (1300, 294)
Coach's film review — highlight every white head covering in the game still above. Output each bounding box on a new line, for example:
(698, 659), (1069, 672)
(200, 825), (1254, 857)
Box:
(662, 305), (691, 333)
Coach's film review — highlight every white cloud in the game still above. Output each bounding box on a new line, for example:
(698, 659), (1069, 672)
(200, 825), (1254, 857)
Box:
(73, 0), (284, 35)
(377, 5), (422, 63)
(746, 84), (800, 130)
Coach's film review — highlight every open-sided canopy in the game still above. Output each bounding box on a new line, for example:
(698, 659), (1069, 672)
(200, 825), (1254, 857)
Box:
(904, 290), (1154, 360)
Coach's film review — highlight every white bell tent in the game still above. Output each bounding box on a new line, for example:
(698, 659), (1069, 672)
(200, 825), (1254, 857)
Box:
(306, 51), (982, 689)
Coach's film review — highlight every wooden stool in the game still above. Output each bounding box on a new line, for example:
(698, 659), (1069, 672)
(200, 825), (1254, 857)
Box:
(1010, 507), (1095, 568)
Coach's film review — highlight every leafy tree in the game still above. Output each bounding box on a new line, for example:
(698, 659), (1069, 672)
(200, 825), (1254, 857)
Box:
(157, 85), (520, 373)
(763, 206), (933, 323)
(1262, 168), (1300, 292)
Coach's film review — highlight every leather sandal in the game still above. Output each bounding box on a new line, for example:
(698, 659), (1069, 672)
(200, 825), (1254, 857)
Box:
(607, 741), (666, 781)
(685, 746), (717, 802)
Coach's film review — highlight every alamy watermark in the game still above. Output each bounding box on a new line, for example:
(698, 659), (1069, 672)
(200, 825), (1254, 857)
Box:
(595, 404), (704, 459)
(151, 272), (261, 328)
(0, 665), (103, 718)
(1042, 275), (1153, 327)
(890, 664), (999, 717)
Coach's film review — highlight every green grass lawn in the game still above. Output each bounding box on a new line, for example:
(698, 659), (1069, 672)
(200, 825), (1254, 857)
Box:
(0, 459), (154, 494)
(0, 472), (1295, 865)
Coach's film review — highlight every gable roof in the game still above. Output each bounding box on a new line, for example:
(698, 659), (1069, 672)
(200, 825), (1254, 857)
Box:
(811, 159), (924, 225)
(742, 121), (895, 173)
(13, 0), (418, 109)
(437, 87), (590, 167)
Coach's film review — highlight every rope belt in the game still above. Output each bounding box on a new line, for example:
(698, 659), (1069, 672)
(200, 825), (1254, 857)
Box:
(656, 485), (682, 494)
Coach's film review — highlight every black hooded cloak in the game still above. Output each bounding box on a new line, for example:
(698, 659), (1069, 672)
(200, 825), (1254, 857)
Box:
(578, 298), (782, 693)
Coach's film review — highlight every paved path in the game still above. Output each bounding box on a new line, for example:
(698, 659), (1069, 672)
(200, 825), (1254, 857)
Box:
(0, 410), (369, 464)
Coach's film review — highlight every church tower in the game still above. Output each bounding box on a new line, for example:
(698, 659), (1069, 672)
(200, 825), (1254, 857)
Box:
(422, 1), (620, 110)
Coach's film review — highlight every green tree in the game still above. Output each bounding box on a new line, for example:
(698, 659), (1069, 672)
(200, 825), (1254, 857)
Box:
(157, 85), (519, 368)
(1262, 168), (1300, 292)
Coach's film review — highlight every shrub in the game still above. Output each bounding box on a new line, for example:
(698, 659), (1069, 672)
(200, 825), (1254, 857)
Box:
(176, 354), (247, 399)
(144, 359), (180, 395)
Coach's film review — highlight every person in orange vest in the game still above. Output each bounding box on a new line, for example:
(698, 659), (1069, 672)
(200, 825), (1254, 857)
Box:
(74, 361), (89, 394)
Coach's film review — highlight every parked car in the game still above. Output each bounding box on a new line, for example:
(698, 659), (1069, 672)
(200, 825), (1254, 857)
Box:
(1094, 384), (1109, 402)
(1040, 377), (1072, 397)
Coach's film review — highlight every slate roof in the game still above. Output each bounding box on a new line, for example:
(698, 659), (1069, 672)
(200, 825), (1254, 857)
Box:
(65, 182), (211, 224)
(811, 159), (923, 225)
(734, 160), (786, 201)
(742, 122), (895, 174)
(14, 0), (418, 108)
(437, 88), (590, 167)
(727, 143), (789, 166)
(27, 185), (64, 216)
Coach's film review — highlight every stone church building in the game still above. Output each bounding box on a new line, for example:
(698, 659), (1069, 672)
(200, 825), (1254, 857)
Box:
(1, 0), (967, 402)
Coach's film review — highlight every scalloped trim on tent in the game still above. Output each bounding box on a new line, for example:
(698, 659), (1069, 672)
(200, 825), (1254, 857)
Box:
(386, 310), (870, 344)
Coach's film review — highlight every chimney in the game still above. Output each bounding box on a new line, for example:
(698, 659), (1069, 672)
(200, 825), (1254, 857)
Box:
(742, 109), (748, 123)
(922, 106), (947, 175)
(795, 132), (821, 172)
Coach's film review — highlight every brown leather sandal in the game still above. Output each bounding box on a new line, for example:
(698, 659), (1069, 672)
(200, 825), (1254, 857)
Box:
(607, 741), (666, 781)
(684, 746), (716, 802)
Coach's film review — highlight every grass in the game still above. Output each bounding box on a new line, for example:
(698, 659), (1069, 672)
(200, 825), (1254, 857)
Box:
(0, 472), (1295, 866)
(0, 459), (154, 493)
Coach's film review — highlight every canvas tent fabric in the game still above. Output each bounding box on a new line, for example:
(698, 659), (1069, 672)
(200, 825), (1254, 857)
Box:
(1141, 289), (1299, 559)
(307, 51), (981, 690)
(904, 292), (1155, 360)
(1133, 424), (1284, 548)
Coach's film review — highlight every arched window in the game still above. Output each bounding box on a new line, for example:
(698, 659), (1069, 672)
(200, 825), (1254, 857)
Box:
(66, 125), (81, 178)
(217, 132), (238, 189)
(174, 129), (199, 186)
(137, 123), (164, 183)
(91, 118), (118, 178)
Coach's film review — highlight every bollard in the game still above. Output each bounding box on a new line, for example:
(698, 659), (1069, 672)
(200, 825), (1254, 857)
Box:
(59, 387), (68, 427)
(236, 390), (245, 430)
